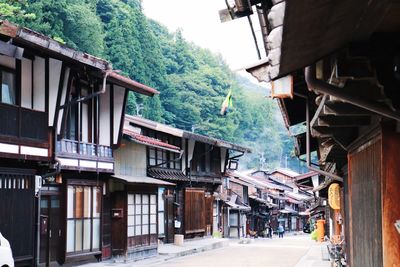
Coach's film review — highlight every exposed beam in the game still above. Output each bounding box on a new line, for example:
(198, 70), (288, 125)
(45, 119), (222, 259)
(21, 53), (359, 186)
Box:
(324, 101), (373, 116)
(317, 115), (371, 127)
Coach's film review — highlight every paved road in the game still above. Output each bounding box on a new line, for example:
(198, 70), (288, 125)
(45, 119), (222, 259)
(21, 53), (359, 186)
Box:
(153, 235), (315, 267)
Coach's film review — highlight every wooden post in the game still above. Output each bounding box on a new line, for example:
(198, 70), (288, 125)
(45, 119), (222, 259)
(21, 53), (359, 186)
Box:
(381, 126), (400, 266)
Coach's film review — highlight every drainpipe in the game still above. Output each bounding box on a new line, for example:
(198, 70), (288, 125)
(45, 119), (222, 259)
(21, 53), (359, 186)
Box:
(59, 68), (114, 110)
(304, 65), (400, 122)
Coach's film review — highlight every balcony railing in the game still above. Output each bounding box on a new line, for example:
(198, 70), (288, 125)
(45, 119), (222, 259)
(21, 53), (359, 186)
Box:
(57, 139), (113, 159)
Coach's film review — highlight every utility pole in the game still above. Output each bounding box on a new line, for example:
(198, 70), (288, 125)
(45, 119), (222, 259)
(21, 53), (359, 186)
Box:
(135, 103), (143, 116)
(259, 152), (266, 170)
(285, 154), (288, 168)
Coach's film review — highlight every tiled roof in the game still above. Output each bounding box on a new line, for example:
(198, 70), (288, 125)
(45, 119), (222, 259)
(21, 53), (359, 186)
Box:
(147, 167), (190, 182)
(123, 129), (180, 152)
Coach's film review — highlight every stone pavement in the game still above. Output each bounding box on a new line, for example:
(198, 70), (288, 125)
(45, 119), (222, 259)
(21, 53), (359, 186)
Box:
(82, 237), (228, 267)
(83, 235), (331, 267)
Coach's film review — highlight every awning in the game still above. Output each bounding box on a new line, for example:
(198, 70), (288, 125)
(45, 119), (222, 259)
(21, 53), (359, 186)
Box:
(147, 167), (190, 182)
(298, 211), (311, 216)
(112, 174), (175, 186)
(279, 206), (298, 214)
(269, 194), (288, 201)
(249, 195), (266, 204)
(225, 201), (251, 211)
(224, 195), (251, 211)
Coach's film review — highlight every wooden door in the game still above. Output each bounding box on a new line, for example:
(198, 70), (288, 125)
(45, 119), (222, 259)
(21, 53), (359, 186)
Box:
(184, 188), (205, 234)
(39, 195), (61, 267)
(165, 195), (174, 243)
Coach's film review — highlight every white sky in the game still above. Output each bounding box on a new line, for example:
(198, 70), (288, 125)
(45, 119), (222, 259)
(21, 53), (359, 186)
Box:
(141, 0), (262, 71)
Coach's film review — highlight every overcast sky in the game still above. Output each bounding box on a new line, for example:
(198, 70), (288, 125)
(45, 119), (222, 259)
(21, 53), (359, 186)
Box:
(141, 0), (261, 71)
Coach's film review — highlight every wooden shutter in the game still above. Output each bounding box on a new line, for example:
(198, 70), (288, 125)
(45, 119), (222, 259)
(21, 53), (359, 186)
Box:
(185, 188), (205, 234)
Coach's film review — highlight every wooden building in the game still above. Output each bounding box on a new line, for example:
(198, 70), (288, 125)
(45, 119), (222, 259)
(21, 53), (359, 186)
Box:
(0, 21), (158, 266)
(110, 121), (175, 260)
(226, 0), (400, 265)
(125, 116), (250, 242)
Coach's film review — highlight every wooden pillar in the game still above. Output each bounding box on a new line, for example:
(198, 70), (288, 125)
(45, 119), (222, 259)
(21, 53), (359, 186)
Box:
(381, 126), (400, 266)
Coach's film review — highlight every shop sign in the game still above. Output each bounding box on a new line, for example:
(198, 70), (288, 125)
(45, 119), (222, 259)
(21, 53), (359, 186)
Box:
(328, 183), (340, 210)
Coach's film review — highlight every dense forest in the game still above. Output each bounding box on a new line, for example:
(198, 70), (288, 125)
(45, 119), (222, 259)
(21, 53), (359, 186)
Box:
(1, 0), (305, 171)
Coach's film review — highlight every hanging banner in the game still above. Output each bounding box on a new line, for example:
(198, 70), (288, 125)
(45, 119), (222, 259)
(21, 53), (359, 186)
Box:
(328, 183), (341, 210)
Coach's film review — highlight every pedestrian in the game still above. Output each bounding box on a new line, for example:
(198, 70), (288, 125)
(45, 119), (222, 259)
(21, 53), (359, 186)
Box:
(267, 223), (273, 238)
(278, 224), (284, 238)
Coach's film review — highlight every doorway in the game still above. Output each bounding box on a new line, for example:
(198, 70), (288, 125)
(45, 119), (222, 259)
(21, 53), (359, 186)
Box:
(39, 195), (61, 267)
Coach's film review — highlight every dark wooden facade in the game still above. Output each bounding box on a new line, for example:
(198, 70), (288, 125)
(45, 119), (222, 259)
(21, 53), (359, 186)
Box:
(124, 116), (249, 242)
(0, 20), (157, 266)
(347, 126), (400, 267)
(348, 135), (382, 267)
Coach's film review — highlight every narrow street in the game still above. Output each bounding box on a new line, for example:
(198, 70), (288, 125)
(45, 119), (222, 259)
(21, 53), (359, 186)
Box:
(150, 235), (326, 267)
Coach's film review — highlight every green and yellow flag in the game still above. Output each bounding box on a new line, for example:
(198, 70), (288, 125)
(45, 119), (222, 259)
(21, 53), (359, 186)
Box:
(220, 90), (233, 115)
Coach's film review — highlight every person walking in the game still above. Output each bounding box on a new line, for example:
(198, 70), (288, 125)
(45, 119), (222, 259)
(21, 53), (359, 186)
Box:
(278, 224), (284, 238)
(267, 223), (273, 238)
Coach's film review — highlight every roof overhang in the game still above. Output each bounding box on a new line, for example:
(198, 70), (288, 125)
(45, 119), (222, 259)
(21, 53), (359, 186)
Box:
(123, 129), (181, 154)
(183, 132), (251, 153)
(244, 0), (400, 82)
(0, 20), (159, 97)
(112, 174), (175, 186)
(108, 72), (159, 96)
(125, 115), (184, 137)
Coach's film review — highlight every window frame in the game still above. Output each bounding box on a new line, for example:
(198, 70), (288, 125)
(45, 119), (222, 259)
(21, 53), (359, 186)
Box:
(146, 130), (182, 170)
(0, 66), (17, 106)
(66, 184), (102, 255)
(127, 193), (158, 239)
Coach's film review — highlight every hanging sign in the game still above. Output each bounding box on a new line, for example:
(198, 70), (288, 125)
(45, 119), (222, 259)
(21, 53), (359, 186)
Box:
(328, 183), (341, 210)
(271, 75), (293, 99)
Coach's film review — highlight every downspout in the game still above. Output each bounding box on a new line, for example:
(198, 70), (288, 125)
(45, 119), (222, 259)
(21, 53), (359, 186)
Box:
(36, 66), (112, 265)
(305, 65), (400, 122)
(59, 68), (113, 110)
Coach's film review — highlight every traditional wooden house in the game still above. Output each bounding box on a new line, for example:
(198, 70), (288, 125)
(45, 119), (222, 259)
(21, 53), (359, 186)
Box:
(269, 168), (299, 184)
(0, 21), (158, 266)
(109, 119), (175, 260)
(123, 116), (250, 243)
(221, 174), (252, 238)
(224, 0), (400, 265)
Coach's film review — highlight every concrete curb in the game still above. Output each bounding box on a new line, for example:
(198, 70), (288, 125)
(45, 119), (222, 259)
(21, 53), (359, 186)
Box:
(158, 239), (229, 257)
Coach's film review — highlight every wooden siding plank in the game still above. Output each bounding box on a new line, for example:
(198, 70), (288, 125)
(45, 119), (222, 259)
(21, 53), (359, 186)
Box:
(348, 138), (382, 267)
(381, 127), (400, 266)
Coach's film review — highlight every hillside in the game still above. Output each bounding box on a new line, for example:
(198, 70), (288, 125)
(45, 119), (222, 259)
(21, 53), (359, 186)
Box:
(3, 0), (302, 170)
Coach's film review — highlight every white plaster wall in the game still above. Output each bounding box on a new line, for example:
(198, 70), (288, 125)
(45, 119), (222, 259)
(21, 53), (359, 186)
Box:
(56, 68), (70, 134)
(113, 85), (125, 145)
(48, 58), (62, 126)
(21, 58), (32, 109)
(99, 85), (110, 146)
(33, 56), (45, 111)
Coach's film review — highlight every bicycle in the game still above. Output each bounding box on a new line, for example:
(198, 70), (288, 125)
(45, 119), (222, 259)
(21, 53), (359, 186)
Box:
(328, 237), (346, 267)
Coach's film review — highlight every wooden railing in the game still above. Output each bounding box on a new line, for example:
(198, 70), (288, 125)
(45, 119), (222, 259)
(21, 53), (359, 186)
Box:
(57, 139), (113, 158)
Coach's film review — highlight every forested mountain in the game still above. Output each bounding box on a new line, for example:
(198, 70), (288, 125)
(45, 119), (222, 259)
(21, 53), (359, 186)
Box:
(2, 0), (304, 171)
